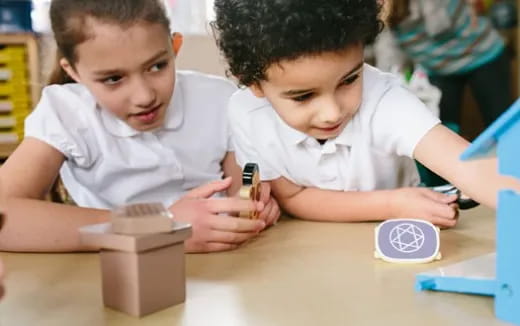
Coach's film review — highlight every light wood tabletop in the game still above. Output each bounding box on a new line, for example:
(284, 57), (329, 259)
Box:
(0, 206), (509, 326)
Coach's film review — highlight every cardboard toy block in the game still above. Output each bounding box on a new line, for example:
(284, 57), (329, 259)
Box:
(111, 203), (173, 235)
(79, 206), (192, 317)
(239, 163), (261, 219)
(374, 219), (441, 264)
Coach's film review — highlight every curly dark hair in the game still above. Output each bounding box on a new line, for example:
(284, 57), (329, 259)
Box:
(212, 0), (383, 86)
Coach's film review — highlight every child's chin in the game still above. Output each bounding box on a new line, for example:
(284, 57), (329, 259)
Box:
(312, 131), (341, 140)
(129, 120), (164, 132)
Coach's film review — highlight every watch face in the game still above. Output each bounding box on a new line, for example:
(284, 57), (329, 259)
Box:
(431, 184), (459, 196)
(376, 219), (439, 262)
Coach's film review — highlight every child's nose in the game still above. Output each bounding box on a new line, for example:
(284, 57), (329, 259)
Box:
(320, 100), (342, 124)
(132, 78), (156, 108)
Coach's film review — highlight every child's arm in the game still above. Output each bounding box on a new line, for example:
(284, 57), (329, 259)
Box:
(270, 177), (458, 226)
(0, 138), (110, 252)
(414, 124), (520, 208)
(221, 152), (244, 196)
(1, 141), (267, 253)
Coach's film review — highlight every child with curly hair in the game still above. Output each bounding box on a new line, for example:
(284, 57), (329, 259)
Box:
(212, 0), (519, 227)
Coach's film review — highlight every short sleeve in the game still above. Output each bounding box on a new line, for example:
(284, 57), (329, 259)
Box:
(227, 91), (281, 181)
(24, 85), (98, 168)
(371, 85), (441, 158)
(226, 124), (234, 152)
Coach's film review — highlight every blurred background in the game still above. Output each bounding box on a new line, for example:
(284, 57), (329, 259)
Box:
(0, 0), (518, 162)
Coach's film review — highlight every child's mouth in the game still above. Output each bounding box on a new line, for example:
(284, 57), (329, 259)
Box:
(316, 122), (342, 133)
(132, 105), (161, 124)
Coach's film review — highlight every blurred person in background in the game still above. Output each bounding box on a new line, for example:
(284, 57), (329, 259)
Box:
(375, 0), (513, 132)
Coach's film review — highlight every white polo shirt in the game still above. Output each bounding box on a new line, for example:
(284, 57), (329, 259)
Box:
(25, 70), (237, 208)
(228, 64), (440, 191)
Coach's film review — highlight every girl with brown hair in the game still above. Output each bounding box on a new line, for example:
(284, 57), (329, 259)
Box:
(0, 0), (279, 253)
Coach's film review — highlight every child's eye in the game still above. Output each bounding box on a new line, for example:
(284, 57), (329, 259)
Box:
(150, 61), (169, 72)
(291, 93), (314, 102)
(102, 76), (122, 85)
(341, 74), (360, 86)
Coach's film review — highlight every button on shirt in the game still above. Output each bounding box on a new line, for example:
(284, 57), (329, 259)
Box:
(228, 64), (440, 191)
(25, 70), (237, 209)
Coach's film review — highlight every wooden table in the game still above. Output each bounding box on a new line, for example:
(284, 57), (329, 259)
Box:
(0, 207), (508, 326)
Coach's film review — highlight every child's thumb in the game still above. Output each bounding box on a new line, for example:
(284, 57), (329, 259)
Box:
(185, 177), (233, 199)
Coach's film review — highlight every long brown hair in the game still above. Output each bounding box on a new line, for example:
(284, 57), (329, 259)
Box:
(46, 0), (171, 203)
(47, 0), (171, 85)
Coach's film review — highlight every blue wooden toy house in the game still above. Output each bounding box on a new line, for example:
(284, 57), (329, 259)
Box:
(415, 97), (520, 325)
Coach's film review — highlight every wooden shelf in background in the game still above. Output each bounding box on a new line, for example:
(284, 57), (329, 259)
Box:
(0, 33), (40, 105)
(0, 143), (18, 158)
(0, 33), (41, 158)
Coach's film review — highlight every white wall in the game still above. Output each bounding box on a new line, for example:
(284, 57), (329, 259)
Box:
(175, 34), (227, 77)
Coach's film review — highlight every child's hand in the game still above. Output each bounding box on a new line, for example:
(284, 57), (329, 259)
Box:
(390, 187), (459, 228)
(0, 258), (5, 300)
(169, 177), (266, 253)
(257, 182), (281, 226)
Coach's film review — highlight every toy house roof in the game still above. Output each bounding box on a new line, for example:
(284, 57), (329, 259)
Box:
(461, 98), (520, 161)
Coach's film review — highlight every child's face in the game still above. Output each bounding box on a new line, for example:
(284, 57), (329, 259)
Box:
(61, 19), (175, 132)
(251, 44), (364, 140)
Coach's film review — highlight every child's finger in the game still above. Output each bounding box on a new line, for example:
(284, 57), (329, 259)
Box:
(259, 198), (280, 226)
(210, 215), (266, 233)
(423, 189), (458, 203)
(209, 230), (259, 244)
(259, 182), (271, 204)
(257, 200), (272, 223)
(206, 197), (264, 214)
(204, 242), (239, 252)
(185, 177), (232, 199)
(429, 215), (458, 228)
(449, 203), (460, 220)
(426, 200), (458, 220)
(265, 200), (281, 226)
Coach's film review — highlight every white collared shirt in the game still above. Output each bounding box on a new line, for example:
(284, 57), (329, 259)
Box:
(25, 70), (237, 208)
(228, 64), (440, 191)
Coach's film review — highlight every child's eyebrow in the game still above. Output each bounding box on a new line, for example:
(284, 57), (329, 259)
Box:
(339, 61), (364, 80)
(281, 61), (364, 97)
(140, 49), (169, 67)
(92, 49), (169, 76)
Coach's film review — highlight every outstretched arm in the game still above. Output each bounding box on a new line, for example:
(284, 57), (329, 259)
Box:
(0, 138), (110, 252)
(270, 176), (458, 227)
(414, 124), (520, 209)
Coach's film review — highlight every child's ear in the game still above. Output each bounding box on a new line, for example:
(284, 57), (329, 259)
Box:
(172, 32), (183, 56)
(250, 83), (265, 98)
(59, 58), (81, 83)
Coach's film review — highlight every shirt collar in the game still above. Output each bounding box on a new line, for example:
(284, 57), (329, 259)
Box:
(101, 77), (184, 137)
(277, 113), (309, 145)
(278, 113), (355, 148)
(333, 120), (354, 147)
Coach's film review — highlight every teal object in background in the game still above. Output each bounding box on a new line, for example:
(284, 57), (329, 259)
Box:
(0, 0), (32, 32)
(415, 98), (520, 325)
